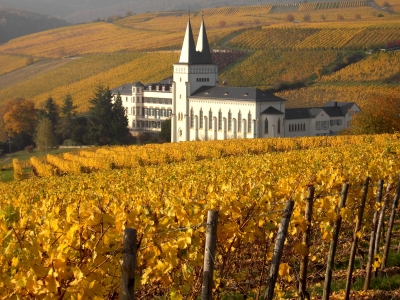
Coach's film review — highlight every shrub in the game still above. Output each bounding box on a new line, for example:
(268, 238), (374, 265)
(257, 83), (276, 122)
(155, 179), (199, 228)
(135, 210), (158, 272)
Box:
(303, 14), (311, 22)
(285, 14), (295, 22)
(25, 145), (34, 153)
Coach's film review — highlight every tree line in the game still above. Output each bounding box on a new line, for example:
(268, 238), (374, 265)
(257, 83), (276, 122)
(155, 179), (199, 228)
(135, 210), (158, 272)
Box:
(0, 86), (133, 154)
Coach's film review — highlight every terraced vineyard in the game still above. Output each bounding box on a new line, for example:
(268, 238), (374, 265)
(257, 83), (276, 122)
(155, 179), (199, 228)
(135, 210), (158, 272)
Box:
(230, 26), (400, 50)
(278, 85), (400, 108)
(0, 52), (179, 111)
(0, 54), (37, 76)
(220, 50), (338, 88)
(321, 51), (400, 82)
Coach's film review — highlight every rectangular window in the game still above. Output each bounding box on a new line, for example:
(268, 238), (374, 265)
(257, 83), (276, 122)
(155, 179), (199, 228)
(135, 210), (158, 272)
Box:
(316, 121), (321, 130)
(218, 111), (222, 130)
(168, 109), (172, 117)
(144, 108), (148, 118)
(200, 110), (203, 129)
(248, 113), (252, 133)
(238, 112), (242, 132)
(209, 111), (213, 129)
(228, 112), (232, 131)
(132, 107), (135, 115)
(145, 97), (149, 103)
(330, 120), (334, 126)
(323, 121), (328, 130)
(190, 110), (194, 128)
(337, 119), (342, 125)
(126, 97), (128, 102)
(153, 98), (156, 104)
(145, 121), (148, 128)
(125, 107), (128, 114)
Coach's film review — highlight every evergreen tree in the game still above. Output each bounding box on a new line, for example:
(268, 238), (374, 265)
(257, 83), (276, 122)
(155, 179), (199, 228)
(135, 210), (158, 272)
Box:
(58, 94), (78, 141)
(159, 119), (171, 142)
(111, 92), (130, 144)
(87, 86), (114, 145)
(35, 118), (58, 152)
(39, 96), (59, 128)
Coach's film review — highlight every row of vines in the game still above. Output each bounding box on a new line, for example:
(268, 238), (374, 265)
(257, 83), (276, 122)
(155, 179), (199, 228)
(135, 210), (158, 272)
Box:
(2, 134), (400, 298)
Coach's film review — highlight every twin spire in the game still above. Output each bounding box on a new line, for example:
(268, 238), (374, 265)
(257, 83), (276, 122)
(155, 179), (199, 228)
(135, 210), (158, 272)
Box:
(179, 18), (213, 65)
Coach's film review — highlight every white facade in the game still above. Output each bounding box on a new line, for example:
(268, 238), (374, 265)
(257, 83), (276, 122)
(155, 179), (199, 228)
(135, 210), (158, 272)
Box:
(113, 19), (360, 142)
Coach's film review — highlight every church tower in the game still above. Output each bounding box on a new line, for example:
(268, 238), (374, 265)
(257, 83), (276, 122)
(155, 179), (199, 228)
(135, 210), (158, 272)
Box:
(172, 18), (218, 142)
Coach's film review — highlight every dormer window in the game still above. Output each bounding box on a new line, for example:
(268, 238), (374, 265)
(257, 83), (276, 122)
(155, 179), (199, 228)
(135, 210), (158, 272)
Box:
(148, 85), (152, 91)
(224, 92), (229, 95)
(243, 93), (248, 96)
(205, 91), (209, 95)
(156, 85), (159, 91)
(162, 86), (165, 91)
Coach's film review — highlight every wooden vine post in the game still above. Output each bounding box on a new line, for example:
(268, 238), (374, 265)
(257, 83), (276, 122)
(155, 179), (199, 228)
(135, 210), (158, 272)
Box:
(298, 186), (314, 300)
(201, 210), (218, 300)
(375, 183), (392, 256)
(263, 200), (295, 300)
(322, 183), (349, 300)
(364, 179), (383, 290)
(381, 177), (400, 269)
(121, 228), (137, 300)
(344, 177), (370, 300)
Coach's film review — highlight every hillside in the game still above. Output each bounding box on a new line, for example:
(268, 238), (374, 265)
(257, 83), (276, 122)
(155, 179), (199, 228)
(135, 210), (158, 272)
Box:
(0, 0), (372, 23)
(0, 1), (399, 112)
(0, 7), (70, 44)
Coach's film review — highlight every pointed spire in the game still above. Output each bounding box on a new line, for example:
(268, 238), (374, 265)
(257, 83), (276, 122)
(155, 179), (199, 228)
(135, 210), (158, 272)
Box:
(179, 19), (197, 64)
(196, 17), (213, 64)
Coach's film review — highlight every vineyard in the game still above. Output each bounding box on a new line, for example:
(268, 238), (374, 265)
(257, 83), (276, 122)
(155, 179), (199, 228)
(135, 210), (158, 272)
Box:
(0, 54), (37, 76)
(220, 50), (339, 88)
(278, 85), (400, 108)
(3, 134), (400, 298)
(0, 22), (183, 58)
(229, 26), (400, 51)
(0, 52), (179, 111)
(321, 51), (400, 82)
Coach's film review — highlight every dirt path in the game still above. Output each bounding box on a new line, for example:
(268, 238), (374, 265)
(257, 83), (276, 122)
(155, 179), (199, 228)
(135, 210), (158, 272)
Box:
(0, 58), (70, 89)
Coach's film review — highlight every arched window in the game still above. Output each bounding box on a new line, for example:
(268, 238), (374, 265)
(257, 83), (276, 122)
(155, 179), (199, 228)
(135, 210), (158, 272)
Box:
(278, 118), (281, 134)
(218, 110), (222, 130)
(209, 110), (213, 129)
(238, 111), (242, 132)
(190, 108), (194, 128)
(228, 110), (232, 131)
(264, 118), (268, 134)
(199, 109), (203, 129)
(248, 112), (252, 133)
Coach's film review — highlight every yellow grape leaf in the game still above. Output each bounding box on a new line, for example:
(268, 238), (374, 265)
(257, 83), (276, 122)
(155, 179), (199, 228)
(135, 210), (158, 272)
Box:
(32, 265), (49, 278)
(278, 263), (290, 277)
(327, 210), (337, 222)
(11, 257), (19, 267)
(170, 290), (183, 300)
(102, 213), (115, 226)
(322, 231), (332, 241)
(294, 243), (309, 257)
(340, 207), (352, 222)
(0, 219), (8, 233)
(44, 276), (58, 293)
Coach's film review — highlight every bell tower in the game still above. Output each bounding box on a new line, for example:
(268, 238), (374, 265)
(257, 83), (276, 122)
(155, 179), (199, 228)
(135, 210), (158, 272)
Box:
(172, 17), (218, 142)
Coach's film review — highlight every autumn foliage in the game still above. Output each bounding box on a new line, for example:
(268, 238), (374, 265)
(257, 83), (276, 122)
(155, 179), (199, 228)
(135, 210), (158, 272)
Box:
(346, 93), (400, 134)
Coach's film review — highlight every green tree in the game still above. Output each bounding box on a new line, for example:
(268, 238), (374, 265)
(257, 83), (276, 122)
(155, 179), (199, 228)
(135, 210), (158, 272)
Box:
(110, 92), (130, 144)
(38, 96), (59, 128)
(35, 118), (58, 152)
(88, 86), (114, 145)
(58, 94), (78, 141)
(159, 119), (171, 142)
